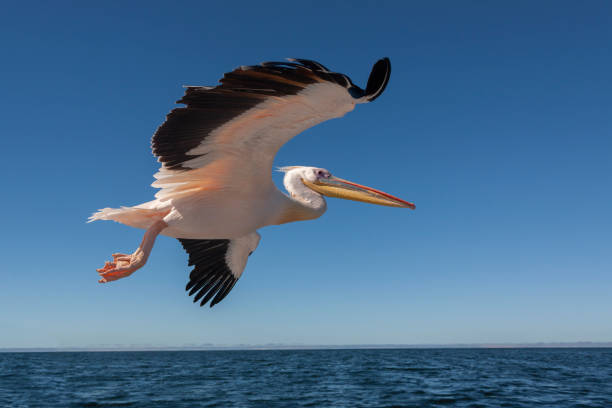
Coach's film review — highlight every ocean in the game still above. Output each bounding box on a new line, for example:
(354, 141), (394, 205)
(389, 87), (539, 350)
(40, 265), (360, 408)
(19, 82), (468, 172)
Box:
(1, 348), (611, 407)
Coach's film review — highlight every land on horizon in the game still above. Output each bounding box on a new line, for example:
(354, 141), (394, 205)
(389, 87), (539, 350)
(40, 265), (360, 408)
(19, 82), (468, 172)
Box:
(2, 342), (612, 352)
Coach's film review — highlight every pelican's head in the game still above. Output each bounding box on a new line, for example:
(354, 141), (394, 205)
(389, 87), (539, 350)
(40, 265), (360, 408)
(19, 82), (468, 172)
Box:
(279, 166), (415, 209)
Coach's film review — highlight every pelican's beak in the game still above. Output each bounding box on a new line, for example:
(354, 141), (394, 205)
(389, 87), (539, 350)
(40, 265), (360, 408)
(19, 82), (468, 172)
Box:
(303, 176), (415, 209)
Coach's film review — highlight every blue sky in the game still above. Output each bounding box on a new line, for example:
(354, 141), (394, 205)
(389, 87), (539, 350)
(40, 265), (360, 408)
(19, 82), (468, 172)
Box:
(1, 1), (611, 348)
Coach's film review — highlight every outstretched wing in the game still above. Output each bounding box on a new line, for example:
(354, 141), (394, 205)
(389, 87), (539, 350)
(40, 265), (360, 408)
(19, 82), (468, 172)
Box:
(151, 58), (391, 201)
(179, 232), (261, 307)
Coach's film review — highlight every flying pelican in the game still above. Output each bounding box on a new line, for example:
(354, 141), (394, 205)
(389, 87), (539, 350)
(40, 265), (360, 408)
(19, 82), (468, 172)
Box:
(90, 57), (414, 308)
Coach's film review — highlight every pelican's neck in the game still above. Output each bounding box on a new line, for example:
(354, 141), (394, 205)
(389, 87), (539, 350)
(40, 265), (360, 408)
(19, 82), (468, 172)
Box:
(285, 173), (327, 211)
(271, 171), (327, 225)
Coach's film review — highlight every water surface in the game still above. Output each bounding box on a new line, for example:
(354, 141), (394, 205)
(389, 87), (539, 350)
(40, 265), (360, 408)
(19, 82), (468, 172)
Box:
(1, 348), (611, 407)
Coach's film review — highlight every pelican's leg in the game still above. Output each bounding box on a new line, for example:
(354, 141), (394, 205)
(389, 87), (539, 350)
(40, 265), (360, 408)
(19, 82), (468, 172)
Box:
(97, 219), (168, 283)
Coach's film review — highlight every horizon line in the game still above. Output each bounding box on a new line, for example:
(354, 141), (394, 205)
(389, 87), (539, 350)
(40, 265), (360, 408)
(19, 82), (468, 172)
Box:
(2, 341), (612, 353)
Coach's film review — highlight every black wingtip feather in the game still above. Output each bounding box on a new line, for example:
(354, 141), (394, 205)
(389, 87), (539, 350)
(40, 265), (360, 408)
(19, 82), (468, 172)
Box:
(194, 275), (223, 304)
(210, 279), (237, 307)
(365, 57), (391, 102)
(289, 58), (331, 73)
(179, 238), (242, 308)
(200, 276), (229, 307)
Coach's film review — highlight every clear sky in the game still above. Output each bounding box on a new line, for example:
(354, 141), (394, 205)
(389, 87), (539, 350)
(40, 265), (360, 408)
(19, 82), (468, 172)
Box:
(1, 1), (611, 348)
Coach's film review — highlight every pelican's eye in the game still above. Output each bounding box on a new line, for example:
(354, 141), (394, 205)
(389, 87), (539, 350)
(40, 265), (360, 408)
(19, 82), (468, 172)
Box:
(316, 169), (330, 179)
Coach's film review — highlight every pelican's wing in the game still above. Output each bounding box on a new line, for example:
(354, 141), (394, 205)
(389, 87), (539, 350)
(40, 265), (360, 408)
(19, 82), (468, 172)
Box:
(151, 58), (391, 200)
(179, 232), (261, 307)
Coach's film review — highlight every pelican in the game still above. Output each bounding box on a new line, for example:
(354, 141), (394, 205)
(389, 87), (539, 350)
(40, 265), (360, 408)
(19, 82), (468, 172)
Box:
(90, 57), (414, 307)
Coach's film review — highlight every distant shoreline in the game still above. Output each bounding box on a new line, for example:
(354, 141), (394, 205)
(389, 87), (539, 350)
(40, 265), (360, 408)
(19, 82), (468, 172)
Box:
(2, 342), (612, 353)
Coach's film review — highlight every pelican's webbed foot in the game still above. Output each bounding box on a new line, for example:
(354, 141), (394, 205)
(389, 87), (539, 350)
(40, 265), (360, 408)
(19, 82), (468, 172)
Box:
(96, 219), (168, 283)
(97, 250), (147, 283)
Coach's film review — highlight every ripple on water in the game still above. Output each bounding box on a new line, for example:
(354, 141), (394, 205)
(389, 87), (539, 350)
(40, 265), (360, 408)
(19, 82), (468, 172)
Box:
(1, 349), (612, 408)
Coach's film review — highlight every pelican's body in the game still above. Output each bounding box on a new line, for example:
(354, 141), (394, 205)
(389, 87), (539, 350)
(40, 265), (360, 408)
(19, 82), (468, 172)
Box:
(90, 57), (413, 307)
(111, 177), (319, 239)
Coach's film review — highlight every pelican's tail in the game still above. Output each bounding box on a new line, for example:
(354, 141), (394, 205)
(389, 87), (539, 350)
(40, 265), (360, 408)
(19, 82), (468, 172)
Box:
(88, 202), (169, 230)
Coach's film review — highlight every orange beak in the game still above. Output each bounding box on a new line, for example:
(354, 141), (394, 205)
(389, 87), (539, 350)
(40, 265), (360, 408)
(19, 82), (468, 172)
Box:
(303, 176), (415, 209)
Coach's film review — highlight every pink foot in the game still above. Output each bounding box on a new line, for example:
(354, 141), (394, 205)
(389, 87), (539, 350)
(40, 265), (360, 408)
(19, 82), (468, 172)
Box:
(97, 250), (145, 283)
(95, 219), (167, 284)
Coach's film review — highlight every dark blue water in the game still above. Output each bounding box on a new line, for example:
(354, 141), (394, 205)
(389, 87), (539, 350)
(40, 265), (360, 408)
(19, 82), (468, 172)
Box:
(1, 348), (611, 407)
